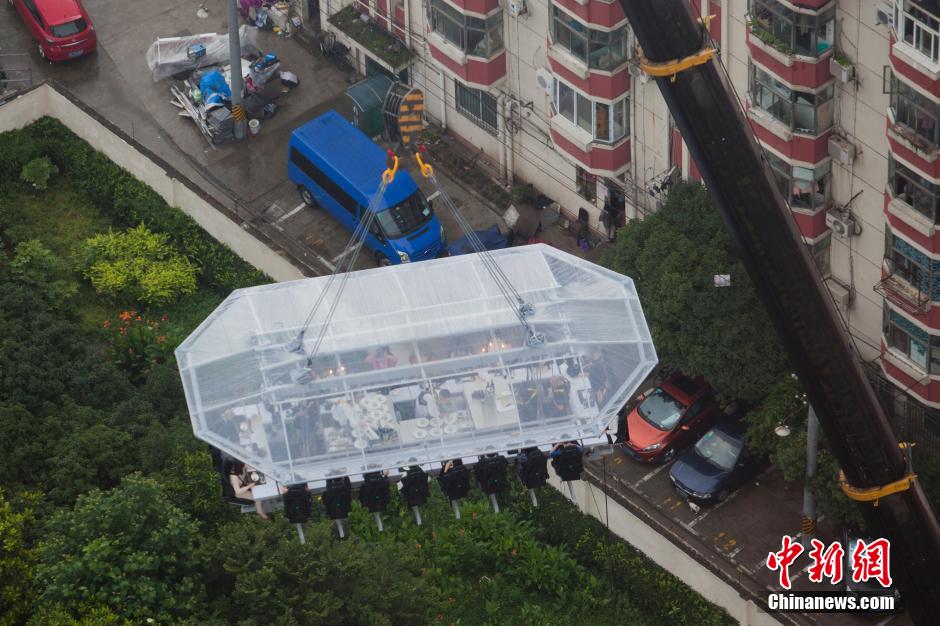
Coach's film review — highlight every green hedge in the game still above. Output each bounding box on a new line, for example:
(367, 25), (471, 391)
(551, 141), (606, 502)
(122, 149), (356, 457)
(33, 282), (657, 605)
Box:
(516, 484), (737, 626)
(0, 117), (266, 294)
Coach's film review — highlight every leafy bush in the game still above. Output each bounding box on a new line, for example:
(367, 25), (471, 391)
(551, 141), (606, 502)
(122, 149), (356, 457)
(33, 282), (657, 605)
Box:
(80, 225), (197, 306)
(19, 157), (58, 191)
(101, 310), (179, 382)
(35, 475), (206, 623)
(9, 239), (78, 306)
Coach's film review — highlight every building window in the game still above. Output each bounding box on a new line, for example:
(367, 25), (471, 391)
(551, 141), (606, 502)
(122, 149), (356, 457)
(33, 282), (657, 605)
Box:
(455, 80), (498, 134)
(885, 227), (934, 296)
(553, 79), (629, 143)
(884, 307), (930, 370)
(809, 235), (831, 275)
(750, 65), (834, 134)
(550, 5), (627, 71)
(429, 0), (503, 57)
(749, 0), (834, 57)
(896, 0), (940, 63)
(889, 71), (940, 147)
(889, 155), (940, 222)
(576, 166), (596, 201)
(765, 151), (832, 212)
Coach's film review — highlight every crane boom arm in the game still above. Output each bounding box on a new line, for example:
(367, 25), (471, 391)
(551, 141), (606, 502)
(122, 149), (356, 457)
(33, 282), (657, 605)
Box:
(615, 1), (940, 621)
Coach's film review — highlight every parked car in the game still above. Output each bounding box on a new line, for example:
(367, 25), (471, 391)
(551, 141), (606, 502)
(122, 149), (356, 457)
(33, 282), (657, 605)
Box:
(669, 418), (765, 504)
(621, 372), (724, 463)
(9, 0), (97, 62)
(841, 526), (902, 612)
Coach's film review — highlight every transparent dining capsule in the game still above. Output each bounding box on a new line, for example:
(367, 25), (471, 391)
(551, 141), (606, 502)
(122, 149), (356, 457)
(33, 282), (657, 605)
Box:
(176, 244), (657, 485)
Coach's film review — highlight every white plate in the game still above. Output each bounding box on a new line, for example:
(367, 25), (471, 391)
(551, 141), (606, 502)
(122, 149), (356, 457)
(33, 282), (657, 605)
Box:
(443, 424), (457, 434)
(428, 427), (443, 437)
(429, 417), (443, 427)
(414, 418), (430, 428)
(412, 429), (427, 440)
(353, 438), (369, 450)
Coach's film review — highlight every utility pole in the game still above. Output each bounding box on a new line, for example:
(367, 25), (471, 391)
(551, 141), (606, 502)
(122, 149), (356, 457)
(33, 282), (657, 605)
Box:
(802, 406), (818, 548)
(227, 0), (246, 140)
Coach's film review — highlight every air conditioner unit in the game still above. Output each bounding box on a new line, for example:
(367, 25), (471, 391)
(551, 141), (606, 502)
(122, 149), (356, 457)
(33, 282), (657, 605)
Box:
(509, 0), (527, 17)
(828, 280), (855, 309)
(828, 134), (856, 166)
(875, 2), (894, 27)
(534, 68), (553, 95)
(826, 208), (860, 239)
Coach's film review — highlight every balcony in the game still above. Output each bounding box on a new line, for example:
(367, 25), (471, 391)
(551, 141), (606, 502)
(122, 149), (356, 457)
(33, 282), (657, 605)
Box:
(875, 273), (931, 314)
(329, 5), (415, 73)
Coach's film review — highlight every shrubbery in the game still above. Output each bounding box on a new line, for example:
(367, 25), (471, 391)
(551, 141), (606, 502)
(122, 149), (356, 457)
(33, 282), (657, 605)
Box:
(80, 225), (197, 305)
(19, 156), (57, 190)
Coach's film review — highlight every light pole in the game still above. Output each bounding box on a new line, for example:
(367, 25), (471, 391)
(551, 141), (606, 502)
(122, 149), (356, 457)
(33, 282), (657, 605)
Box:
(227, 0), (247, 139)
(801, 405), (819, 548)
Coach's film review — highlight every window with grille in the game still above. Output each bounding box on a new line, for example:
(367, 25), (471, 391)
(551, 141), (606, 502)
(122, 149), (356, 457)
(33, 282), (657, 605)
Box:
(455, 81), (498, 135)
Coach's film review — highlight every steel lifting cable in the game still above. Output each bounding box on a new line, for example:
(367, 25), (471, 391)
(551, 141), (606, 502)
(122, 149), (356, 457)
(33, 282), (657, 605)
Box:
(414, 149), (543, 346)
(288, 156), (398, 365)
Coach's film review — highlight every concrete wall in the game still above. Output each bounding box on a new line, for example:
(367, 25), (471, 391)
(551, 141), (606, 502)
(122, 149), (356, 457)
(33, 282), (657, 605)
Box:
(0, 84), (305, 284)
(548, 475), (782, 626)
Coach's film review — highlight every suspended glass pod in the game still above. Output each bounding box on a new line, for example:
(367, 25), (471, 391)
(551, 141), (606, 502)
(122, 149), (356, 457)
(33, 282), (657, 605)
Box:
(176, 244), (657, 485)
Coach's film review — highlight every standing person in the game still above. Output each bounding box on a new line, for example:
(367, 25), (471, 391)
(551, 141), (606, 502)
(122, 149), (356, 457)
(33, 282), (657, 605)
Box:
(602, 199), (618, 242)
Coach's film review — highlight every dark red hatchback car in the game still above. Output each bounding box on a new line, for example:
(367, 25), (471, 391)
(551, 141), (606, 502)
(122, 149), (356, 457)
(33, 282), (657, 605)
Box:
(621, 372), (725, 463)
(10, 0), (96, 62)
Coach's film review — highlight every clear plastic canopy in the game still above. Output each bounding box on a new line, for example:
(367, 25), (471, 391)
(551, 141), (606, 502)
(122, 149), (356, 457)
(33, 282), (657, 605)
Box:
(177, 244), (657, 484)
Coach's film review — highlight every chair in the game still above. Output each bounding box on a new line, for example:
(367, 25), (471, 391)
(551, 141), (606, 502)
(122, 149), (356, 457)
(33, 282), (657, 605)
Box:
(219, 472), (253, 507)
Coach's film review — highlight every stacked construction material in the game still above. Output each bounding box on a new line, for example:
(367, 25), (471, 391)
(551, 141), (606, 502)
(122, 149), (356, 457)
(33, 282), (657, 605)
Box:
(208, 107), (235, 143)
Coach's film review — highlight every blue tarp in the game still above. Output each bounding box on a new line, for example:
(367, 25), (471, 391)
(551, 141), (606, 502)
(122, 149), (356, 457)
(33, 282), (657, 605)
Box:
(447, 224), (509, 256)
(200, 70), (231, 108)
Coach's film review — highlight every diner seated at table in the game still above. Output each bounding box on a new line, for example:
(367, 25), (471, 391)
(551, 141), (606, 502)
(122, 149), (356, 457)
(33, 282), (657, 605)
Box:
(367, 346), (398, 370)
(227, 461), (271, 519)
(548, 375), (571, 417)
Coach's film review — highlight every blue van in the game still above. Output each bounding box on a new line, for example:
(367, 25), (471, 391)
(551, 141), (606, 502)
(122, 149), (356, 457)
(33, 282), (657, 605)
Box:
(287, 110), (446, 266)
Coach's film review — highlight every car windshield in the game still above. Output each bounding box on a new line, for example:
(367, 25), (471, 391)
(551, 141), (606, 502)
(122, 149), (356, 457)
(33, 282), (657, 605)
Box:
(50, 18), (87, 38)
(694, 429), (741, 471)
(374, 191), (433, 239)
(637, 388), (685, 430)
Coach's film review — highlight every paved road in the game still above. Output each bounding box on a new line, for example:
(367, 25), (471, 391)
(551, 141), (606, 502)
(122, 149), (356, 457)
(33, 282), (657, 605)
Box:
(0, 0), (517, 275)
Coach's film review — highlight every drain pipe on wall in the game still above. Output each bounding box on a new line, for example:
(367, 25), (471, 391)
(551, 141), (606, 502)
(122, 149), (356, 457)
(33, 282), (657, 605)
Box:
(506, 97), (515, 186)
(499, 93), (508, 183)
(438, 67), (447, 130)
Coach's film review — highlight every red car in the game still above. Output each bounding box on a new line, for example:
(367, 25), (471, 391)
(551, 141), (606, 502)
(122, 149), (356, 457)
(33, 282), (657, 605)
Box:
(10, 0), (96, 62)
(621, 373), (725, 463)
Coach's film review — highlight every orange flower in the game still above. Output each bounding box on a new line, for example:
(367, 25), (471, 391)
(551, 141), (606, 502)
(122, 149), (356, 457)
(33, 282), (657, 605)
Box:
(119, 327), (127, 336)
(135, 315), (142, 322)
(415, 543), (422, 550)
(156, 335), (167, 344)
(510, 548), (517, 557)
(103, 320), (111, 329)
(471, 511), (478, 520)
(119, 311), (132, 322)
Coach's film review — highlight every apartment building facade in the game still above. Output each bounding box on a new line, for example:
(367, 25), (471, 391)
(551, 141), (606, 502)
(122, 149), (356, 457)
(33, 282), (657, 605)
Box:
(321, 0), (940, 437)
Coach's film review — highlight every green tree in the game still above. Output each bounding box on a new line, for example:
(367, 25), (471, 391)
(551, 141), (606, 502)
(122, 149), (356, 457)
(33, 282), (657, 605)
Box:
(604, 182), (789, 402)
(35, 475), (206, 623)
(9, 239), (78, 305)
(202, 519), (440, 625)
(19, 157), (58, 191)
(79, 225), (197, 306)
(0, 490), (38, 626)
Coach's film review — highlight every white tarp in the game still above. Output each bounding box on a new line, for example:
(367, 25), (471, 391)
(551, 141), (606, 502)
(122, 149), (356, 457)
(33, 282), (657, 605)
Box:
(146, 26), (259, 81)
